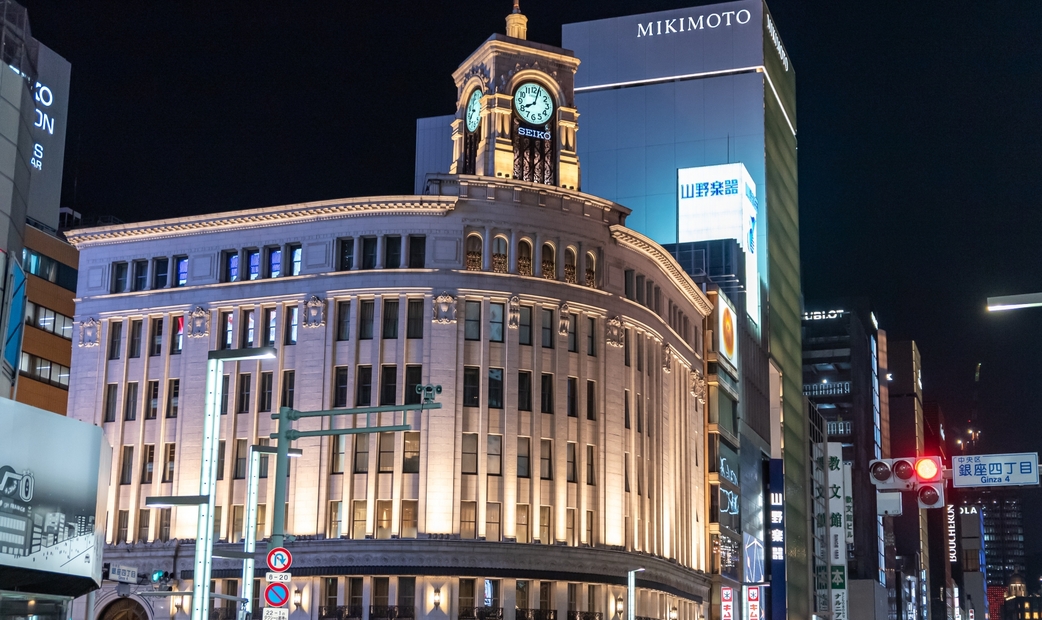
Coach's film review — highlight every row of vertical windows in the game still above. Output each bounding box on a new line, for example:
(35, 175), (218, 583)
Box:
(19, 352), (70, 388)
(221, 243), (303, 283)
(111, 256), (187, 293)
(463, 233), (599, 288)
(329, 431), (421, 475)
(463, 369), (597, 419)
(623, 268), (695, 346)
(108, 316), (185, 359)
(113, 507), (172, 544)
(24, 301), (73, 340)
(336, 298), (425, 342)
(23, 247), (77, 291)
(332, 365), (424, 408)
(118, 443), (176, 485)
(104, 380), (178, 422)
(337, 235), (426, 271)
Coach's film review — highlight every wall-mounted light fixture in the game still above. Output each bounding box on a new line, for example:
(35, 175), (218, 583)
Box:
(293, 589), (302, 608)
(434, 588), (442, 608)
(669, 607), (677, 620)
(615, 596), (624, 616)
(174, 595), (185, 612)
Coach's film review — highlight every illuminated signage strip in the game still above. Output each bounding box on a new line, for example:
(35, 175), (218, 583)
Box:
(803, 381), (851, 396)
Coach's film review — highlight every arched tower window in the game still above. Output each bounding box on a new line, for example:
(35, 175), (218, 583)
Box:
(518, 240), (533, 276)
(492, 236), (508, 273)
(585, 251), (597, 287)
(564, 247), (577, 284)
(541, 243), (556, 280)
(466, 234), (483, 271)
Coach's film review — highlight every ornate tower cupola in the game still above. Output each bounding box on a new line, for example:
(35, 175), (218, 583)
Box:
(449, 2), (581, 190)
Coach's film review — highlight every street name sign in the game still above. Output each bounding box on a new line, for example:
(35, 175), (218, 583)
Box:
(952, 453), (1039, 488)
(266, 572), (291, 583)
(109, 564), (137, 583)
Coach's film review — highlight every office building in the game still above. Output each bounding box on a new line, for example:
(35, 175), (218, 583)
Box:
(957, 504), (989, 620)
(68, 7), (713, 620)
(960, 489), (1026, 588)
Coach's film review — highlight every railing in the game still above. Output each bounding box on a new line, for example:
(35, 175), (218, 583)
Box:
(568, 612), (602, 620)
(541, 260), (556, 279)
(459, 607), (504, 620)
(518, 257), (533, 276)
(320, 605), (364, 620)
(371, 606), (416, 619)
(585, 269), (595, 287)
(209, 609), (236, 620)
(492, 253), (508, 273)
(564, 264), (577, 283)
(636, 615), (658, 620)
(517, 611), (557, 620)
(466, 251), (482, 271)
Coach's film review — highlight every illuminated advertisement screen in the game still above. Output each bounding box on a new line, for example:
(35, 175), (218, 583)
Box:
(679, 163), (760, 324)
(26, 42), (71, 231)
(716, 289), (739, 369)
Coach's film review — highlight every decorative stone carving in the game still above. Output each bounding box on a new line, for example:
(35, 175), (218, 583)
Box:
(188, 307), (209, 338)
(433, 293), (457, 324)
(691, 368), (706, 404)
(507, 296), (520, 329)
(662, 344), (673, 373)
(606, 316), (625, 348)
(303, 296), (326, 328)
(558, 303), (570, 336)
(78, 318), (99, 348)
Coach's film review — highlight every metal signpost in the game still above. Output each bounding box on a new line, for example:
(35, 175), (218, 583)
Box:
(952, 452), (1039, 488)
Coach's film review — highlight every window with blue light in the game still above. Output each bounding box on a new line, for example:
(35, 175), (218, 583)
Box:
(174, 257), (188, 287)
(268, 248), (281, 278)
(247, 250), (260, 280)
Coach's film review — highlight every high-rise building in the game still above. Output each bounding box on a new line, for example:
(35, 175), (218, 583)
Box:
(956, 504), (989, 620)
(69, 7), (714, 620)
(961, 489), (1025, 588)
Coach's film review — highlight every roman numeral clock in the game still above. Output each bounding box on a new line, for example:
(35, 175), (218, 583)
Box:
(449, 3), (581, 191)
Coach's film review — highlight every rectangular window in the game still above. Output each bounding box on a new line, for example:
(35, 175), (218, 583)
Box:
(379, 365), (397, 406)
(224, 251), (240, 282)
(328, 501), (343, 538)
(219, 312), (233, 349)
(108, 322), (123, 360)
(376, 500), (392, 539)
(153, 258), (169, 289)
(352, 501), (367, 539)
(284, 305), (298, 344)
(624, 329), (630, 366)
(359, 300), (375, 339)
(378, 432), (395, 473)
(464, 301), (481, 340)
(567, 377), (577, 417)
(382, 299), (399, 339)
(403, 432), (420, 473)
(288, 244), (302, 276)
(463, 367), (480, 407)
(624, 453), (630, 492)
(356, 366), (372, 406)
(281, 370), (295, 408)
(216, 440), (226, 480)
(258, 372), (273, 412)
(268, 247), (282, 278)
(566, 442), (577, 483)
(166, 380), (180, 418)
(567, 314), (577, 352)
(120, 446), (134, 484)
(539, 507), (551, 544)
(141, 444), (154, 484)
(146, 381), (159, 419)
(586, 380), (596, 421)
(459, 580), (475, 611)
(137, 509), (150, 542)
(488, 368), (503, 409)
(486, 502), (502, 541)
(339, 238), (355, 270)
(158, 508), (171, 541)
(129, 320), (142, 358)
(516, 504), (530, 543)
(587, 317), (596, 356)
(586, 445), (595, 485)
(220, 375), (230, 415)
(103, 383), (118, 422)
(624, 390), (631, 429)
(234, 439), (248, 479)
(517, 438), (530, 478)
(246, 249), (261, 280)
(460, 501), (477, 539)
(170, 315), (184, 354)
(330, 435), (346, 474)
(637, 336), (643, 372)
(461, 433), (479, 475)
(353, 435), (369, 473)
(333, 367), (349, 407)
(586, 510), (594, 544)
(404, 365), (422, 405)
(408, 235), (426, 268)
(487, 435), (502, 476)
(361, 237), (377, 269)
(541, 309), (554, 348)
(174, 256), (188, 287)
(336, 301), (351, 341)
(406, 299), (424, 338)
(489, 302), (504, 342)
(401, 500), (418, 538)
(162, 444), (176, 483)
(263, 308), (277, 346)
(112, 262), (128, 293)
(540, 439), (552, 480)
(566, 509), (576, 546)
(540, 374), (554, 414)
(241, 309), (255, 348)
(519, 306), (532, 345)
(518, 371), (532, 411)
(237, 374), (251, 413)
(149, 317), (163, 356)
(131, 260), (148, 291)
(124, 382), (138, 421)
(116, 510), (129, 543)
(385, 235), (402, 268)
(637, 398), (643, 434)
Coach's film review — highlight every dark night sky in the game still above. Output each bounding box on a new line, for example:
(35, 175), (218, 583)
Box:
(20, 0), (1042, 556)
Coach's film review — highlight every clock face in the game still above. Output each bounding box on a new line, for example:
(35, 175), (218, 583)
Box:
(465, 90), (482, 133)
(514, 82), (554, 125)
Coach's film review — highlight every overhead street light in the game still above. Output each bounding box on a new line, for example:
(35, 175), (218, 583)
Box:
(987, 292), (1042, 312)
(627, 568), (645, 620)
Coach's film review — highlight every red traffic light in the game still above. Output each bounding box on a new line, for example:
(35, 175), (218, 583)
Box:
(914, 457), (942, 482)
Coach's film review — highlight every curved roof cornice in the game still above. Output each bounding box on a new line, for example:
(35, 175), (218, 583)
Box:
(610, 225), (713, 318)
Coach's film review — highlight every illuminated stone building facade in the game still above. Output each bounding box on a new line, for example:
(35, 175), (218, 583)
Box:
(67, 9), (713, 620)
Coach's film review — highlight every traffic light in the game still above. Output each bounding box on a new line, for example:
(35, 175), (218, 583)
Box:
(869, 458), (918, 490)
(150, 569), (172, 583)
(914, 457), (945, 509)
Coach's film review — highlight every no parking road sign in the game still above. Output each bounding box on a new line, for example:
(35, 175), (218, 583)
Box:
(266, 547), (293, 572)
(265, 582), (291, 607)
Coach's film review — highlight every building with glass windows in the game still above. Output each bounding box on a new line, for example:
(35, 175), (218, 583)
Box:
(67, 8), (714, 620)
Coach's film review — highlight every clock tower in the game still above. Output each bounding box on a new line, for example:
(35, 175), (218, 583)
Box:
(449, 2), (581, 190)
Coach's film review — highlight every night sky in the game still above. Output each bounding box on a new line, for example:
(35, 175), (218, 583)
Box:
(21, 0), (1042, 560)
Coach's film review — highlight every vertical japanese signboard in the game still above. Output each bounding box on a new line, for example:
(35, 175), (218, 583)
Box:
(768, 459), (786, 620)
(721, 586), (734, 620)
(827, 442), (847, 620)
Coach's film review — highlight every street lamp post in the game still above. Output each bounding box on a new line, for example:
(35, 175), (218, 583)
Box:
(627, 568), (645, 620)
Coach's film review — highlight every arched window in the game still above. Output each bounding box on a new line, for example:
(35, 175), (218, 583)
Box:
(585, 251), (597, 287)
(518, 240), (533, 276)
(492, 236), (508, 273)
(541, 243), (556, 280)
(563, 247), (577, 284)
(466, 234), (482, 271)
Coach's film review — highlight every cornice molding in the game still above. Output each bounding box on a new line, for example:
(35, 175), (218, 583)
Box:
(609, 225), (713, 317)
(64, 196), (458, 249)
